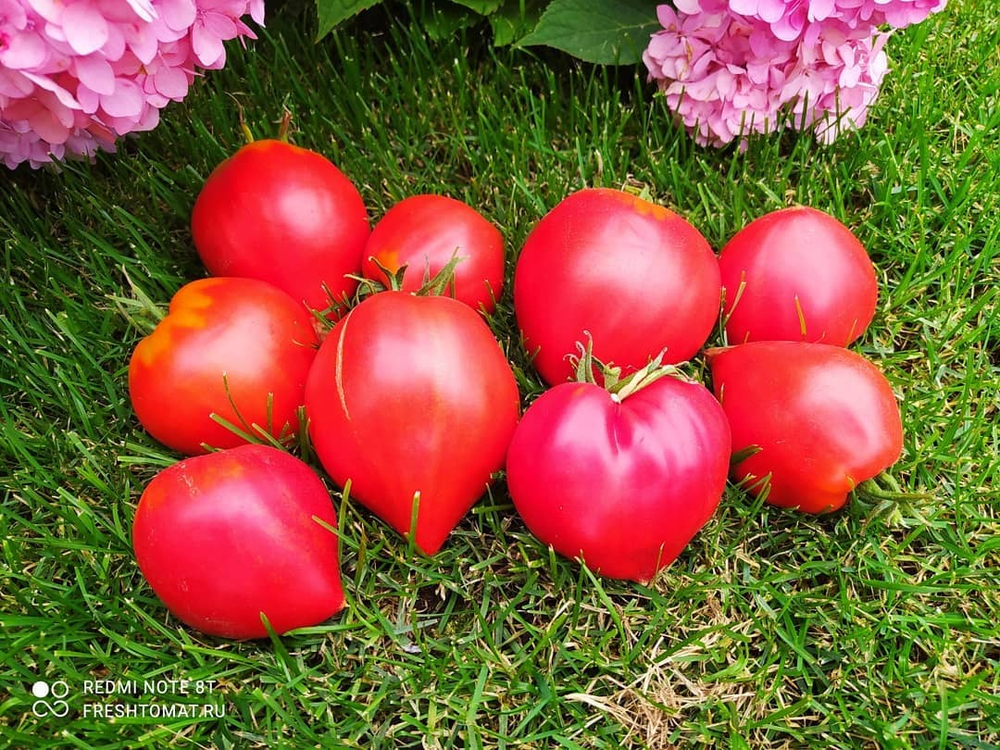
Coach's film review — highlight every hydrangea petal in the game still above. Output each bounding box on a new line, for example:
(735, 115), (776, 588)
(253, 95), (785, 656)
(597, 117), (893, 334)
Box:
(74, 54), (116, 95)
(25, 0), (62, 24)
(0, 30), (49, 69)
(124, 0), (157, 23)
(249, 0), (264, 25)
(101, 23), (127, 60)
(160, 0), (197, 31)
(62, 3), (111, 56)
(22, 71), (81, 109)
(152, 64), (189, 98)
(191, 21), (225, 66)
(100, 77), (143, 117)
(2, 0), (263, 167)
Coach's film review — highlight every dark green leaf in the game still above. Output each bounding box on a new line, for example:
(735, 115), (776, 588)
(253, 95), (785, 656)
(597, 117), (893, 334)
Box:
(489, 0), (545, 46)
(517, 0), (658, 65)
(316, 0), (382, 39)
(451, 0), (504, 13)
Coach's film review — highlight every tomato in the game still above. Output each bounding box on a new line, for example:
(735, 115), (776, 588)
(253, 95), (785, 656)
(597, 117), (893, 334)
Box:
(128, 277), (318, 455)
(718, 206), (878, 346)
(363, 194), (505, 314)
(505, 360), (731, 582)
(305, 291), (521, 555)
(191, 139), (370, 313)
(132, 444), (345, 639)
(708, 341), (903, 514)
(514, 188), (720, 384)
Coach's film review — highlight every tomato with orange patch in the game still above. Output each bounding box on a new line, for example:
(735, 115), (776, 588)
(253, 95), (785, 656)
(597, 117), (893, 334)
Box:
(128, 277), (318, 455)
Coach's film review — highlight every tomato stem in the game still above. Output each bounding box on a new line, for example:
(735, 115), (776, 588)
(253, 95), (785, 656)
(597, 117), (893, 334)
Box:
(367, 251), (464, 296)
(612, 354), (690, 400)
(570, 334), (606, 387)
(415, 251), (463, 298)
(855, 472), (931, 502)
(346, 252), (466, 310)
(569, 337), (693, 400)
(277, 109), (292, 143)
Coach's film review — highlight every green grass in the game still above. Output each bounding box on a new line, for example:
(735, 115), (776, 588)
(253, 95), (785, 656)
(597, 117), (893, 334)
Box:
(2, 2), (998, 748)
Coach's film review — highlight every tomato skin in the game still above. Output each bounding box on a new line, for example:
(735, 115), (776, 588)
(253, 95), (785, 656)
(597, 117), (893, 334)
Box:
(132, 444), (345, 639)
(718, 206), (877, 346)
(514, 188), (720, 384)
(128, 277), (318, 455)
(363, 194), (505, 313)
(708, 341), (903, 513)
(305, 291), (521, 554)
(191, 139), (370, 313)
(505, 377), (731, 582)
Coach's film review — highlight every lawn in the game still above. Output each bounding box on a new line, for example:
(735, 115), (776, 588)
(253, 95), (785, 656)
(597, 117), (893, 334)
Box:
(1, 1), (998, 748)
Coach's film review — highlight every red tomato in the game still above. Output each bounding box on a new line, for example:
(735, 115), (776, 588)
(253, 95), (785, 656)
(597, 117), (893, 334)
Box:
(718, 206), (877, 346)
(305, 291), (521, 555)
(191, 139), (370, 313)
(363, 194), (505, 314)
(128, 277), (318, 455)
(514, 188), (720, 384)
(506, 372), (731, 582)
(132, 444), (345, 639)
(708, 341), (903, 513)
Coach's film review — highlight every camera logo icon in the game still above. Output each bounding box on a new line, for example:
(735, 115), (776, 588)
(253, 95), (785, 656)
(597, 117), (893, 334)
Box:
(31, 680), (70, 718)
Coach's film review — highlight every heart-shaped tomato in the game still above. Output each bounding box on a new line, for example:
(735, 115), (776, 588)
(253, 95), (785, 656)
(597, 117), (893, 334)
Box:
(132, 444), (345, 639)
(506, 358), (731, 582)
(305, 291), (521, 554)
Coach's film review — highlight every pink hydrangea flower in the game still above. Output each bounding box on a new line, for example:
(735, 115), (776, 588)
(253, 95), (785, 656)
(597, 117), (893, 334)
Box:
(677, 0), (946, 40)
(733, 0), (946, 41)
(0, 0), (263, 168)
(644, 0), (945, 148)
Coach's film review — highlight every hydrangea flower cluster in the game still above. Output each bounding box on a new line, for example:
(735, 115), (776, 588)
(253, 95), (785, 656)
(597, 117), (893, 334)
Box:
(643, 0), (946, 148)
(0, 0), (263, 168)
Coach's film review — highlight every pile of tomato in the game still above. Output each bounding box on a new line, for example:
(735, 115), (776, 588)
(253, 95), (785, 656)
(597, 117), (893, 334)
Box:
(127, 136), (904, 640)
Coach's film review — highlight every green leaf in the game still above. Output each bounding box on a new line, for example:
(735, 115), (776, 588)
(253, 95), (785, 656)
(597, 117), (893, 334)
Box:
(489, 0), (545, 46)
(316, 0), (382, 39)
(450, 0), (504, 13)
(517, 0), (659, 65)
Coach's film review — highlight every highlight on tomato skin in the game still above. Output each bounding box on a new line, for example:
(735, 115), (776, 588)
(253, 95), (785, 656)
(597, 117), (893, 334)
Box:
(513, 187), (721, 386)
(718, 206), (878, 347)
(362, 194), (505, 314)
(707, 341), (904, 514)
(132, 444), (346, 640)
(127, 277), (319, 456)
(191, 138), (370, 315)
